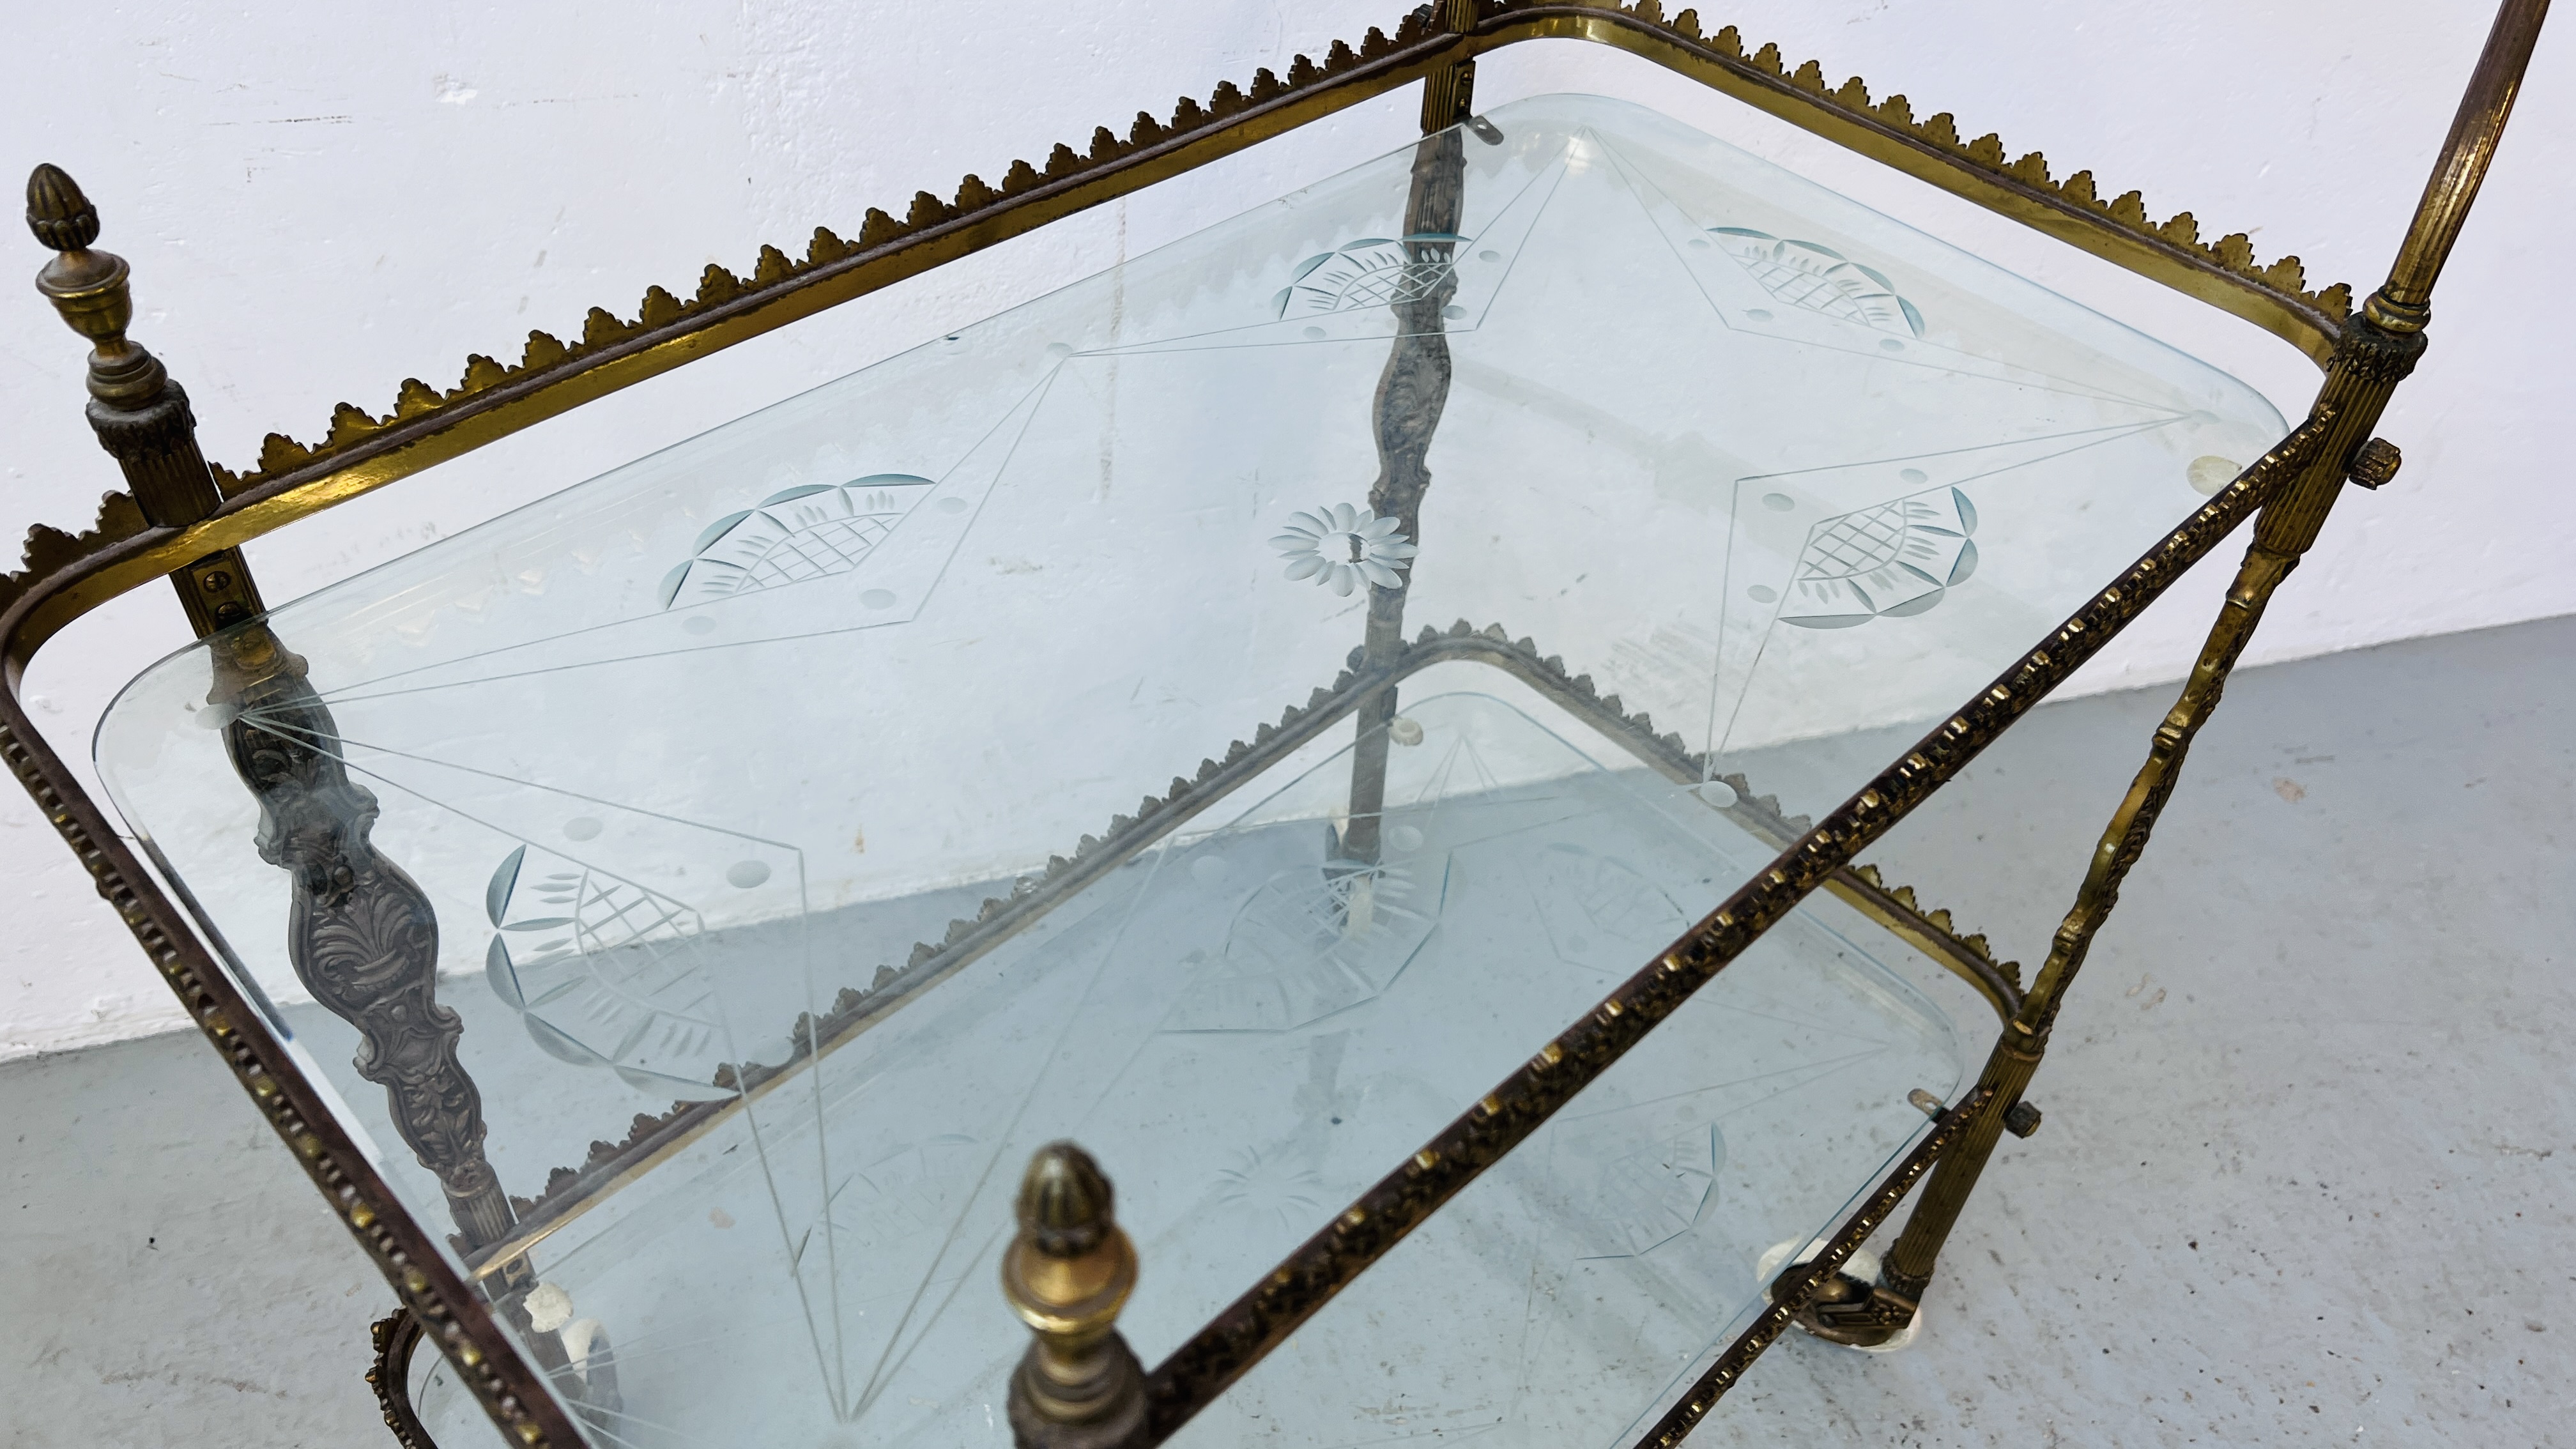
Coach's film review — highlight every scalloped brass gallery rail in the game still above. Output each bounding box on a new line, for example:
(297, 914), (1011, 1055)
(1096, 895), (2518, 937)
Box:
(4, 0), (2355, 663)
(196, 6), (2351, 506)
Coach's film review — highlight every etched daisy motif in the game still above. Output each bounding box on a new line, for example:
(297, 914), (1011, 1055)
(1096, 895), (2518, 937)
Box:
(1271, 503), (1418, 596)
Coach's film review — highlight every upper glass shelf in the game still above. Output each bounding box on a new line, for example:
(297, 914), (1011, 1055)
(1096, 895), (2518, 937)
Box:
(95, 93), (2282, 1447)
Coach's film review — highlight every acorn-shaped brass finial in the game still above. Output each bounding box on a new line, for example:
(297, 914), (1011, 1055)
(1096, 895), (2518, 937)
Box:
(1001, 1142), (1146, 1448)
(26, 162), (153, 403)
(27, 164), (102, 252)
(22, 158), (244, 617)
(1019, 1141), (1116, 1257)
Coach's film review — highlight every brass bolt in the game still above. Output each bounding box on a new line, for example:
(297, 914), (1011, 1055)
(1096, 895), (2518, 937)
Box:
(2346, 437), (2403, 489)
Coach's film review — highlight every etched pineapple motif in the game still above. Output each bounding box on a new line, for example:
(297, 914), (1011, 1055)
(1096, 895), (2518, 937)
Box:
(1272, 233), (1468, 317)
(1781, 486), (1980, 629)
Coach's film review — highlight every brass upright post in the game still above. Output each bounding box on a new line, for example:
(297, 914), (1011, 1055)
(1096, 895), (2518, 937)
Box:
(1832, 0), (2552, 1341)
(1003, 1142), (1149, 1449)
(1419, 0), (1478, 134)
(1338, 12), (1476, 871)
(25, 165), (526, 1263)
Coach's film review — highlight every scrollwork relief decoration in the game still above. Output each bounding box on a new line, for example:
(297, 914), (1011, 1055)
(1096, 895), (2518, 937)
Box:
(215, 625), (514, 1246)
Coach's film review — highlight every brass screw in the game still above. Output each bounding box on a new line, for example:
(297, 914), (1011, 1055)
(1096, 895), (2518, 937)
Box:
(2346, 437), (2403, 489)
(201, 569), (233, 593)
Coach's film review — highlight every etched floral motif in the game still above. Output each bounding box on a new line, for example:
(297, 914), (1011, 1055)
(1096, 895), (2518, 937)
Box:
(1211, 1146), (1328, 1232)
(1271, 503), (1418, 596)
(1706, 227), (1925, 337)
(1781, 486), (1979, 629)
(1552, 1120), (1722, 1259)
(1161, 848), (1450, 1034)
(1272, 234), (1467, 318)
(659, 472), (937, 610)
(482, 842), (735, 1100)
(1529, 843), (1687, 972)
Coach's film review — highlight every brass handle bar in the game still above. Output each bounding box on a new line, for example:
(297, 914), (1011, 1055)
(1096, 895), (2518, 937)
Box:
(1869, 0), (2550, 1348)
(2377, 0), (2550, 323)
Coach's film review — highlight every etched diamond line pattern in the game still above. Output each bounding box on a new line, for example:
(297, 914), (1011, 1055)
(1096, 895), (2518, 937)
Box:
(746, 515), (902, 589)
(1745, 259), (1869, 321)
(1801, 505), (1910, 579)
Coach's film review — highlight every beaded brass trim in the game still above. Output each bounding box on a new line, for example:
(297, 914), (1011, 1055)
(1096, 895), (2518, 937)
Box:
(0, 707), (581, 1448)
(1468, 4), (2348, 358)
(200, 6), (2345, 504)
(4, 3), (2542, 1441)
(468, 620), (2020, 1276)
(367, 1309), (434, 1449)
(194, 7), (2344, 507)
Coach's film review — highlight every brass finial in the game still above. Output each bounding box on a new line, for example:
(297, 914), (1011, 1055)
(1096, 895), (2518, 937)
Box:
(1000, 1142), (1146, 1449)
(27, 164), (100, 250)
(24, 162), (258, 631)
(26, 162), (165, 408)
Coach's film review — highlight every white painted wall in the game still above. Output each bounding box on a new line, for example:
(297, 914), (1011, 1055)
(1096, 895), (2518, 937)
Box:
(4, 1), (2566, 1059)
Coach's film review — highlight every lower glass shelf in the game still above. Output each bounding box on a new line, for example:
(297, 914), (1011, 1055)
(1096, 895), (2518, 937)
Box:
(404, 679), (1968, 1448)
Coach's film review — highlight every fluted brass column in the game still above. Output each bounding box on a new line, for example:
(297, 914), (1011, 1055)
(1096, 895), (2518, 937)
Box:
(1002, 1143), (1148, 1449)
(1418, 0), (1478, 134)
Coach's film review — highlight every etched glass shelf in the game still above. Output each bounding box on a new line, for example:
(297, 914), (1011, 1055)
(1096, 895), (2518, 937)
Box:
(92, 93), (2282, 1448)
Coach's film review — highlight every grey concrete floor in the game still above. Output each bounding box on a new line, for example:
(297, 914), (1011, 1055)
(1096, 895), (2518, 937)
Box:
(3, 614), (2570, 1448)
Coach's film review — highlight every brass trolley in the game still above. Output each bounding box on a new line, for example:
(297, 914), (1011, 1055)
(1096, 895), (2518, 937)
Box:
(7, 3), (2547, 1445)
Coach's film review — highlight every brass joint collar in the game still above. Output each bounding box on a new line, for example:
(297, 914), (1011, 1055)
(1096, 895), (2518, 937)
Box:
(1003, 1228), (1138, 1341)
(2329, 310), (2431, 387)
(2000, 1016), (2047, 1061)
(2360, 289), (2430, 334)
(1879, 1263), (1931, 1302)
